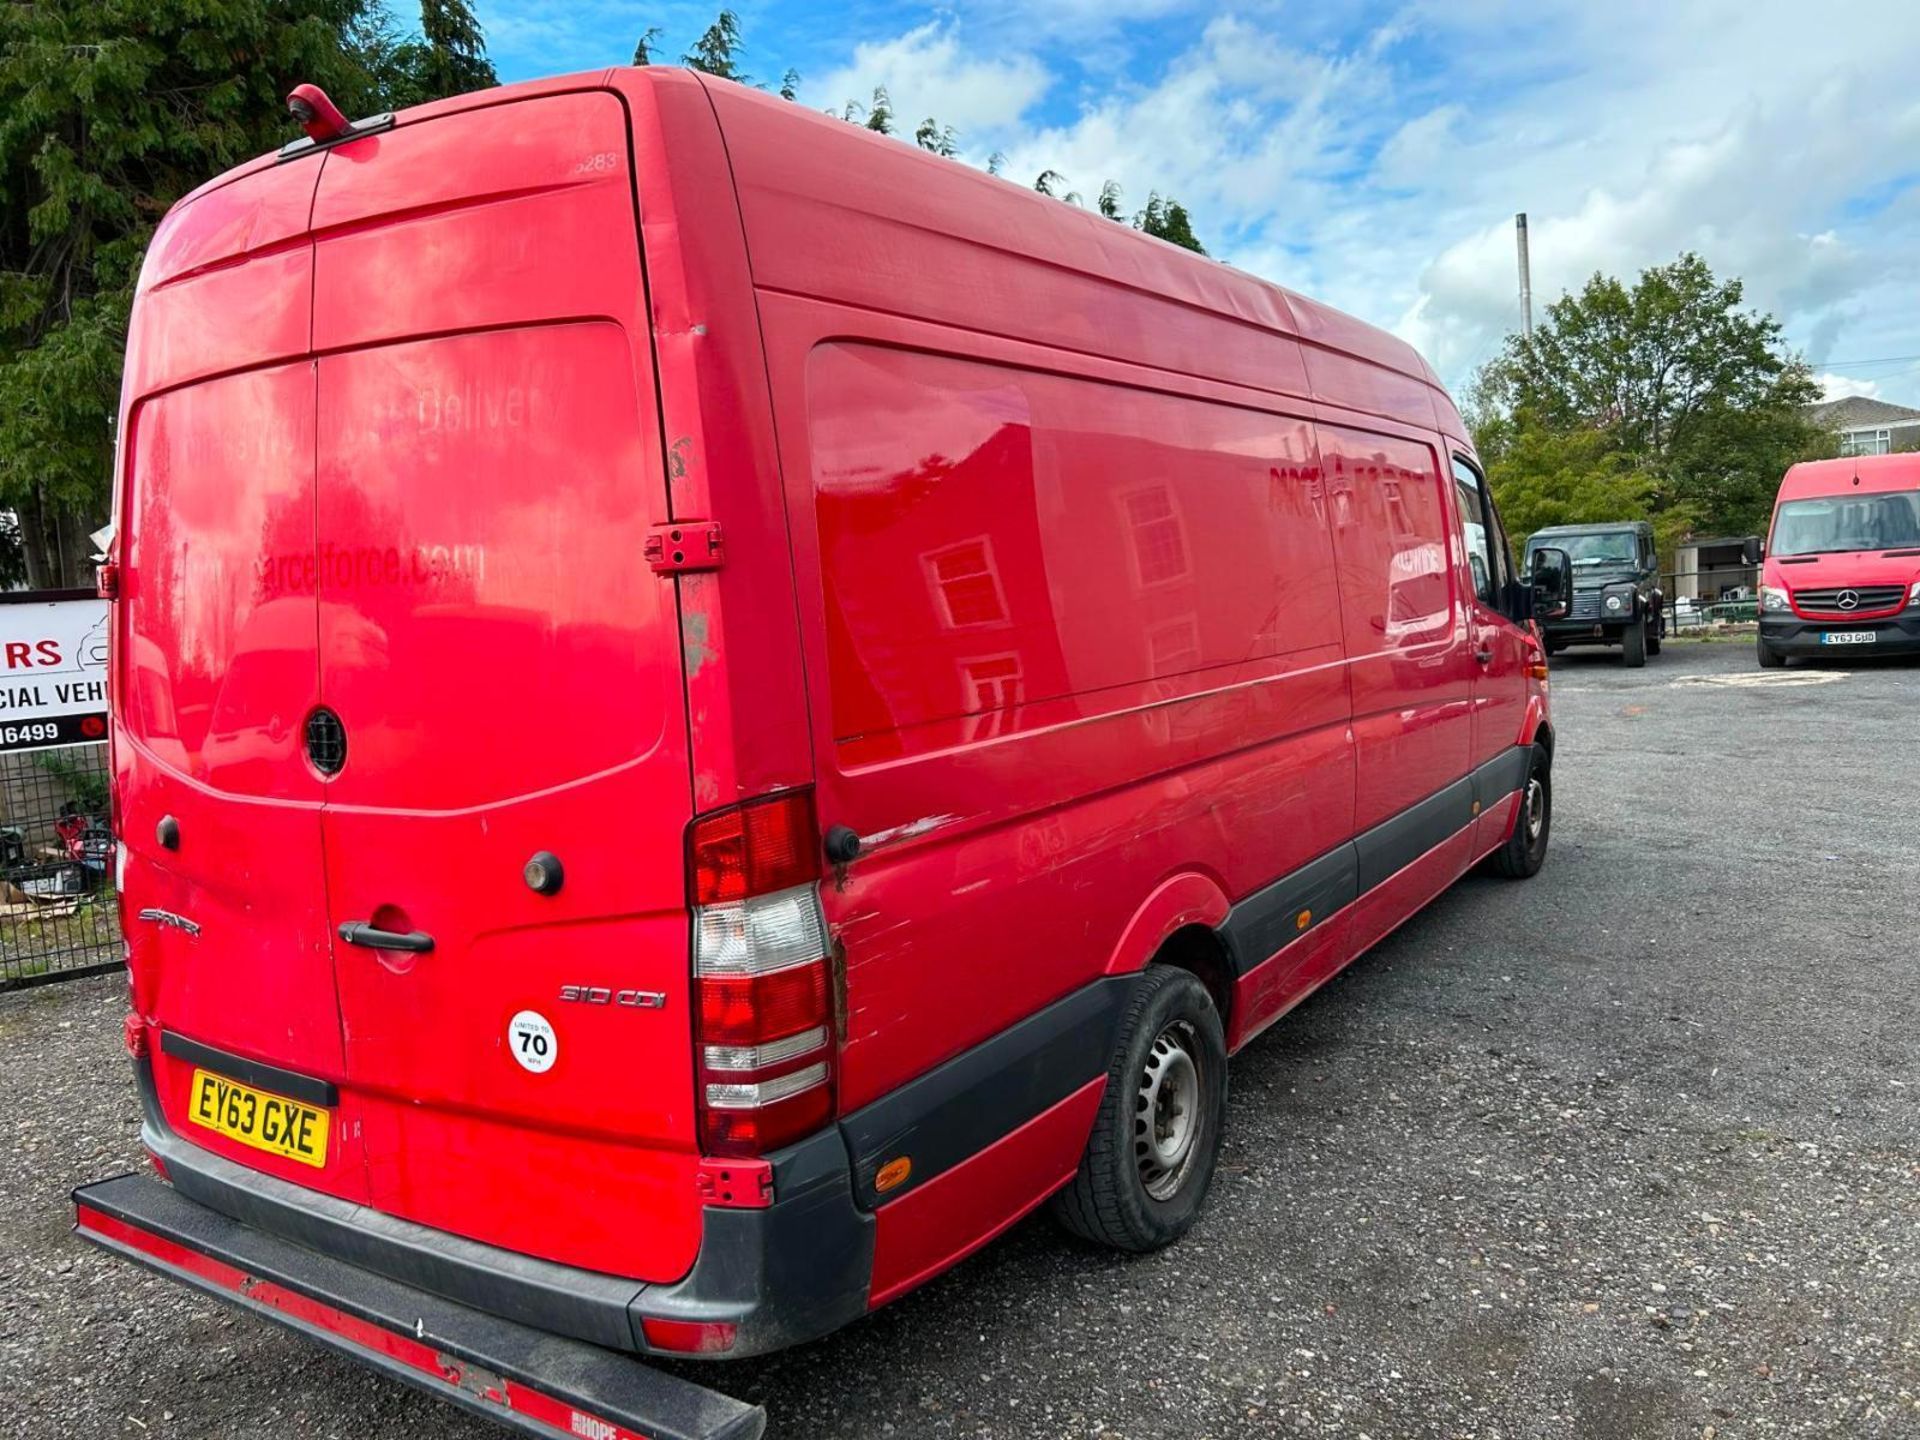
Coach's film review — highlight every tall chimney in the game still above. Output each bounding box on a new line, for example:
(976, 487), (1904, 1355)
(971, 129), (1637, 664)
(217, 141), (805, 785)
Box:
(1515, 213), (1534, 339)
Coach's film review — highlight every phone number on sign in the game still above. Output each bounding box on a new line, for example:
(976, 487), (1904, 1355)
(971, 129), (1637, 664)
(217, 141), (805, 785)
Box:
(0, 723), (63, 746)
(0, 712), (107, 752)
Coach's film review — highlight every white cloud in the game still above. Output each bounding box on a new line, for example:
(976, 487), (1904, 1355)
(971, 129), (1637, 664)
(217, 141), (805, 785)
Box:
(801, 1), (1920, 405)
(804, 22), (1051, 138)
(1817, 374), (1882, 401)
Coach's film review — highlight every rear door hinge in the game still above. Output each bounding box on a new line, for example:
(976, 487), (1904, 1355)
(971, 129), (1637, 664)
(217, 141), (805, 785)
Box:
(646, 521), (724, 574)
(695, 1158), (773, 1209)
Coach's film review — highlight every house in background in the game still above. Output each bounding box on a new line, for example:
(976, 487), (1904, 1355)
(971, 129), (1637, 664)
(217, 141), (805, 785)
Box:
(1806, 396), (1920, 457)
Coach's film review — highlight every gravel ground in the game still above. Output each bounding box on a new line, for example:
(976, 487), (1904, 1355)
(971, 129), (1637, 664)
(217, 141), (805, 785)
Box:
(3, 636), (1916, 1439)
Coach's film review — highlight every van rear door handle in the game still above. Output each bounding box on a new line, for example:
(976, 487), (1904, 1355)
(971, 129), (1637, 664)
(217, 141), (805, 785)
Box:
(338, 922), (435, 954)
(1473, 648), (1494, 664)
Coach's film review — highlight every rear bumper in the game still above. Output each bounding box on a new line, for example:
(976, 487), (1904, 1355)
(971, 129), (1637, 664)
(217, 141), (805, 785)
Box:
(129, 1056), (874, 1360)
(1759, 611), (1920, 656)
(74, 1174), (764, 1440)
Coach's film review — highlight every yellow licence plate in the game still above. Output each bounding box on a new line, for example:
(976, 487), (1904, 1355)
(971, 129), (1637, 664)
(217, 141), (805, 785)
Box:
(187, 1069), (330, 1168)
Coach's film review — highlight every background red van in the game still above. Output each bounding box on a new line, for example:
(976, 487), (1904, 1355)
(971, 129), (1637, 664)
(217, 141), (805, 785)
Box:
(1754, 454), (1920, 666)
(77, 66), (1564, 1438)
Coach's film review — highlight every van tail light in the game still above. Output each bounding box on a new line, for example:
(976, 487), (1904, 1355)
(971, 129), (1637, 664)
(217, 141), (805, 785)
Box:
(690, 789), (820, 906)
(689, 793), (835, 1158)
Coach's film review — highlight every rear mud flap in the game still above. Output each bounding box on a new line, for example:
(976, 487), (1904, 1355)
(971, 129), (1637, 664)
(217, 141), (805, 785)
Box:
(73, 1175), (765, 1440)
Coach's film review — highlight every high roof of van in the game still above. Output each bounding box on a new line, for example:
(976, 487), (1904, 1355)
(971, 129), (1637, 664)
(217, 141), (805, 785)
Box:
(691, 71), (1454, 433)
(153, 66), (1461, 442)
(1778, 452), (1920, 501)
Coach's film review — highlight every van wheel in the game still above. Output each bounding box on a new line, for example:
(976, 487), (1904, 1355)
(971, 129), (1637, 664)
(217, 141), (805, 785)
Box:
(1486, 744), (1551, 880)
(1621, 615), (1648, 667)
(1757, 639), (1787, 669)
(1052, 966), (1227, 1252)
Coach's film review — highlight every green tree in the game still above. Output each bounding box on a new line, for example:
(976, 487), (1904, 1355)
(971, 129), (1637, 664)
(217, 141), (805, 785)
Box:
(914, 117), (958, 157)
(1134, 192), (1206, 254)
(0, 0), (394, 587)
(1033, 174), (1207, 253)
(414, 0), (493, 97)
(632, 26), (663, 66)
(683, 9), (747, 82)
(380, 0), (496, 109)
(1476, 422), (1688, 557)
(1472, 253), (1824, 537)
(1033, 169), (1080, 204)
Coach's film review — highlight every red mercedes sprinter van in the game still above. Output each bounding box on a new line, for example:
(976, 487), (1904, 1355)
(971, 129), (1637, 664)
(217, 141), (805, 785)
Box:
(1754, 454), (1920, 667)
(76, 67), (1565, 1439)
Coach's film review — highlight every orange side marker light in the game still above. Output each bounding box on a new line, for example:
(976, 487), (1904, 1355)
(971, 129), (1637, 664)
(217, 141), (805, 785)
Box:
(875, 1157), (913, 1193)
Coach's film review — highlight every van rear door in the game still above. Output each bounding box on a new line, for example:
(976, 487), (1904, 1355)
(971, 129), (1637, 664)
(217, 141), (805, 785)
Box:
(117, 162), (375, 1206)
(306, 91), (702, 1282)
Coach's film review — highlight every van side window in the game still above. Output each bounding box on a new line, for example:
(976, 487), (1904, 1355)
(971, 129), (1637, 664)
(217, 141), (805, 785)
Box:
(1487, 493), (1514, 592)
(1450, 459), (1495, 605)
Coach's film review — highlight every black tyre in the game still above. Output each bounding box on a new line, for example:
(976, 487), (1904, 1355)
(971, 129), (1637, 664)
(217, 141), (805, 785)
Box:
(1052, 966), (1227, 1252)
(1486, 744), (1551, 879)
(1621, 613), (1648, 667)
(1646, 609), (1663, 656)
(1757, 638), (1786, 669)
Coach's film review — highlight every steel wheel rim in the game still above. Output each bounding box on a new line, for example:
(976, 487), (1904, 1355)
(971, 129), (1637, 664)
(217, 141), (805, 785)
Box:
(1525, 777), (1546, 842)
(1136, 1021), (1202, 1201)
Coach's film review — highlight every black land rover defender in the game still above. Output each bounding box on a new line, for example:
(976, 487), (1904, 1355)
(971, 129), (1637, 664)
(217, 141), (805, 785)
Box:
(1523, 521), (1664, 667)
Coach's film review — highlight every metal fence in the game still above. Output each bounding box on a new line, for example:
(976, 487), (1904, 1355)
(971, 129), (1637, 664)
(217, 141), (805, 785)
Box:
(1663, 568), (1760, 630)
(0, 742), (121, 991)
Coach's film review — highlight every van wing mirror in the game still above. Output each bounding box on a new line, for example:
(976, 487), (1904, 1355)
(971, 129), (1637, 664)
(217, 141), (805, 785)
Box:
(1741, 536), (1764, 565)
(1530, 546), (1572, 621)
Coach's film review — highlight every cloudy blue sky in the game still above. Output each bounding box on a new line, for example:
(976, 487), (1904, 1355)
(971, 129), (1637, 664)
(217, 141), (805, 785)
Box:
(474, 1), (1920, 407)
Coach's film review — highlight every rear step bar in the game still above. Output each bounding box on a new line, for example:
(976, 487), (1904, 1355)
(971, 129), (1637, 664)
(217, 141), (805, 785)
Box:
(73, 1176), (765, 1440)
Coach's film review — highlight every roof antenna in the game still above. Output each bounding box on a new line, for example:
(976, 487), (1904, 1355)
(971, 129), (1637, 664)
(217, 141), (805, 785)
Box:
(287, 84), (351, 143)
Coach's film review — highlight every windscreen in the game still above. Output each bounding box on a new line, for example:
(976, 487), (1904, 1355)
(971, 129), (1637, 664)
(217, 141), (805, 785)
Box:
(1771, 492), (1920, 556)
(1527, 532), (1639, 569)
